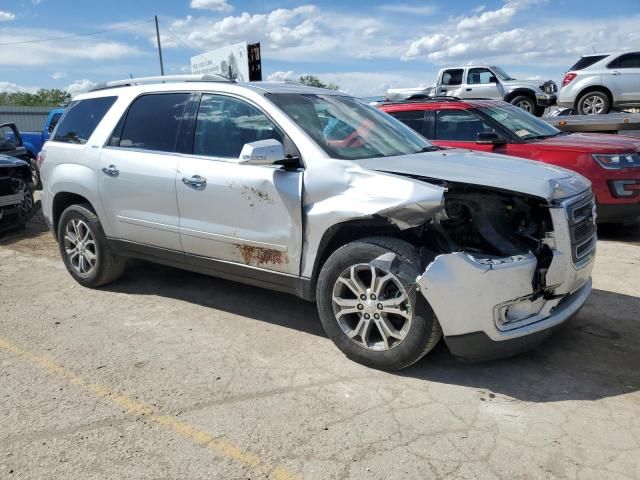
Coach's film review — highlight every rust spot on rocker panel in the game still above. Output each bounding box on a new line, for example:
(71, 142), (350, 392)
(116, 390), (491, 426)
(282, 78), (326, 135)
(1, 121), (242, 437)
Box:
(236, 245), (288, 266)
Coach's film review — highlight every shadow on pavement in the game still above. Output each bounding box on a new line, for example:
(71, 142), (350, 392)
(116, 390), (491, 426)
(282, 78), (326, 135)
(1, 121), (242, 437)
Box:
(597, 222), (640, 245)
(107, 261), (640, 403)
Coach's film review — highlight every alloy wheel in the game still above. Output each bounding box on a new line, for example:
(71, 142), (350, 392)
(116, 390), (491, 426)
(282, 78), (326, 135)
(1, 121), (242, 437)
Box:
(12, 178), (33, 215)
(516, 100), (533, 113)
(63, 218), (97, 275)
(582, 95), (605, 115)
(331, 264), (412, 351)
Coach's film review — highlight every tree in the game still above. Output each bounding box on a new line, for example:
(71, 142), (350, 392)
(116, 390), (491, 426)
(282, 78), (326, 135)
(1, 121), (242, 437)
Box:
(298, 75), (339, 91)
(0, 89), (71, 106)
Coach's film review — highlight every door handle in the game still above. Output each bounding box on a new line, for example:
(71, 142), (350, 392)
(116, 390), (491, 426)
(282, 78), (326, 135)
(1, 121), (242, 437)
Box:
(182, 175), (207, 188)
(611, 70), (621, 76)
(466, 88), (472, 91)
(102, 165), (119, 177)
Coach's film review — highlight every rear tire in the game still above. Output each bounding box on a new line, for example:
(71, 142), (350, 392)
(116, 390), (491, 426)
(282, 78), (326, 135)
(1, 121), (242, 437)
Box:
(316, 236), (442, 371)
(577, 90), (610, 115)
(57, 204), (125, 288)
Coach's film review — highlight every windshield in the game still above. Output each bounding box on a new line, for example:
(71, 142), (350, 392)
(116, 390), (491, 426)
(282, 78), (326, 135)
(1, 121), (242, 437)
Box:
(481, 104), (561, 140)
(491, 66), (514, 81)
(267, 93), (434, 160)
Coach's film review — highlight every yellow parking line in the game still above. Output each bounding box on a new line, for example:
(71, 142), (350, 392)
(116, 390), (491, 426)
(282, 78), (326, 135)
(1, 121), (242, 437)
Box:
(0, 336), (300, 480)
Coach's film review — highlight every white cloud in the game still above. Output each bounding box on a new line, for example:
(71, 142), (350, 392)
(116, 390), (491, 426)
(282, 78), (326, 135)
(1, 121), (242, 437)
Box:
(50, 71), (67, 80)
(0, 81), (39, 93)
(377, 4), (436, 16)
(66, 79), (98, 97)
(190, 0), (233, 13)
(0, 10), (16, 21)
(0, 28), (142, 66)
(163, 6), (404, 62)
(266, 70), (296, 82)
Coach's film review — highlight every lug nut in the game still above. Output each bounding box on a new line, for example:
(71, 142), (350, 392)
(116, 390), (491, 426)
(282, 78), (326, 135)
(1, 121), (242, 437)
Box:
(374, 313), (380, 319)
(357, 304), (364, 310)
(364, 313), (370, 319)
(377, 303), (383, 310)
(370, 294), (376, 300)
(360, 294), (367, 300)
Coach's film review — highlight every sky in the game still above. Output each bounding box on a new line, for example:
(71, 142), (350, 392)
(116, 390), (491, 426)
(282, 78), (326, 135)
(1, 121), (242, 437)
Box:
(0, 0), (639, 98)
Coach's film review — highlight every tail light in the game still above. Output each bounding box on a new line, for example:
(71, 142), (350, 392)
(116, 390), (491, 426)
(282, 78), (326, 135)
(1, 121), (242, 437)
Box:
(561, 72), (577, 87)
(36, 151), (46, 169)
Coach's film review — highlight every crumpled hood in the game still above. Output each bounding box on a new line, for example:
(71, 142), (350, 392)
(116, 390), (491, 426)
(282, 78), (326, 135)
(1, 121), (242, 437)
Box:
(0, 153), (28, 168)
(357, 148), (591, 201)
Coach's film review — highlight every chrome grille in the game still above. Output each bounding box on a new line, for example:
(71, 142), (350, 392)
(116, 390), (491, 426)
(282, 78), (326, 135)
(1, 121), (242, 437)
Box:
(565, 193), (597, 266)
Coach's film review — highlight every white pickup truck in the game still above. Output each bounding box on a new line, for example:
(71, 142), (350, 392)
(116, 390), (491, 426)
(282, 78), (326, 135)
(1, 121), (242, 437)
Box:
(388, 65), (557, 117)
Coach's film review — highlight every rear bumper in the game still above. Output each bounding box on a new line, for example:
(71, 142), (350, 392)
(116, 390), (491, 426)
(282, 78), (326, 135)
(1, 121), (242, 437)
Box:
(597, 202), (640, 224)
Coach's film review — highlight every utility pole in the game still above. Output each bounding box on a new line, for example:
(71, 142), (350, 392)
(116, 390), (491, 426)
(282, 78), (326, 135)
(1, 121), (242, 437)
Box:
(154, 15), (165, 76)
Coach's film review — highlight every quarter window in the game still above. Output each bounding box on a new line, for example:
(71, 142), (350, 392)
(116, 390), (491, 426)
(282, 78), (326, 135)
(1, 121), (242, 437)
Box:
(116, 93), (190, 152)
(52, 96), (117, 145)
(435, 110), (494, 141)
(441, 69), (464, 86)
(193, 94), (282, 158)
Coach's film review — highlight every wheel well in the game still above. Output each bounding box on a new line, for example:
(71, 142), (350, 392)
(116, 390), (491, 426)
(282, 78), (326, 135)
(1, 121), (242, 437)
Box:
(575, 85), (612, 108)
(504, 89), (535, 103)
(308, 219), (404, 296)
(52, 192), (94, 238)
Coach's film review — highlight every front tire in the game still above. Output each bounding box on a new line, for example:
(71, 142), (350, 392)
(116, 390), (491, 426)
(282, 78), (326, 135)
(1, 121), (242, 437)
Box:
(57, 204), (125, 288)
(316, 237), (442, 370)
(577, 91), (610, 115)
(510, 95), (537, 115)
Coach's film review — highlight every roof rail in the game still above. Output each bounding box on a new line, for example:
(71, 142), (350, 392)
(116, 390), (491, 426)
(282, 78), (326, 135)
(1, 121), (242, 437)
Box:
(89, 74), (233, 92)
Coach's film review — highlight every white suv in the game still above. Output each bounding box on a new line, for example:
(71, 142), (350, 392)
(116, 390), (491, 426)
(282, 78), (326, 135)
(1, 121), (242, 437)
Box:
(40, 75), (595, 370)
(558, 50), (640, 115)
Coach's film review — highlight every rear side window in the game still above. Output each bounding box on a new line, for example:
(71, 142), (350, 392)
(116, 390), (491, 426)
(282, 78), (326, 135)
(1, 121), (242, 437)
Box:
(435, 110), (494, 141)
(115, 93), (190, 152)
(569, 55), (607, 71)
(388, 110), (427, 137)
(52, 97), (117, 144)
(441, 69), (464, 86)
(608, 52), (640, 69)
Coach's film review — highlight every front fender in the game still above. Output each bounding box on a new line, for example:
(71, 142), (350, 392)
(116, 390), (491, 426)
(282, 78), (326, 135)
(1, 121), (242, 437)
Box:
(300, 163), (445, 278)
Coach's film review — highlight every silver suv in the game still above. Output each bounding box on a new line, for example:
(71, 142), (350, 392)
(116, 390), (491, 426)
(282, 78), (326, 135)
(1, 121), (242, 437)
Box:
(40, 75), (596, 370)
(558, 50), (640, 115)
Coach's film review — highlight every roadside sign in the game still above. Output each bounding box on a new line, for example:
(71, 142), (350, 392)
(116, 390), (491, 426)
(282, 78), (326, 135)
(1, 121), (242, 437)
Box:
(191, 42), (262, 82)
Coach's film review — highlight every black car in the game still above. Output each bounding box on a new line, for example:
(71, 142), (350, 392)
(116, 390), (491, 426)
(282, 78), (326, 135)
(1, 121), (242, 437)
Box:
(0, 154), (34, 232)
(0, 122), (40, 189)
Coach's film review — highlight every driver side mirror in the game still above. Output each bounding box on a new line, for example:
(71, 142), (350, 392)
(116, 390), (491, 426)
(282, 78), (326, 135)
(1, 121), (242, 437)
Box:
(476, 132), (506, 145)
(488, 75), (498, 83)
(238, 139), (286, 166)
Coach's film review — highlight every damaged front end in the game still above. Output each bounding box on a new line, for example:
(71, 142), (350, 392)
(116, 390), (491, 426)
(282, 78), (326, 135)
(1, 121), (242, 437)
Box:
(409, 183), (596, 359)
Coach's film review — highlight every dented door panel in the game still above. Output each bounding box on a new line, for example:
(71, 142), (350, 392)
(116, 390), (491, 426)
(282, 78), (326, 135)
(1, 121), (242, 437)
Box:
(176, 156), (303, 275)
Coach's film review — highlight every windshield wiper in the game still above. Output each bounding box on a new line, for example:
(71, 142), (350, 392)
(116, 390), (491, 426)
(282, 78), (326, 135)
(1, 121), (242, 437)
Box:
(419, 146), (441, 152)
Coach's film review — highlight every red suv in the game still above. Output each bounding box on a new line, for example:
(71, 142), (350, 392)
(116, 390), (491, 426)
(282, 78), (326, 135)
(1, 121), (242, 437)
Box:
(378, 98), (640, 224)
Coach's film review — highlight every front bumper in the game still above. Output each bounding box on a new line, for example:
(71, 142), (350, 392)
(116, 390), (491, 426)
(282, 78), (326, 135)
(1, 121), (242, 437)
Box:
(597, 202), (640, 224)
(415, 195), (595, 360)
(536, 92), (557, 107)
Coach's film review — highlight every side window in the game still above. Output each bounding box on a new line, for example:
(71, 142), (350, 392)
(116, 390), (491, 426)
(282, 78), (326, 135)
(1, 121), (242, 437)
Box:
(116, 93), (190, 152)
(48, 113), (62, 133)
(435, 110), (494, 141)
(441, 69), (464, 86)
(609, 53), (640, 69)
(52, 96), (117, 144)
(467, 68), (497, 85)
(194, 94), (283, 158)
(388, 110), (427, 137)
